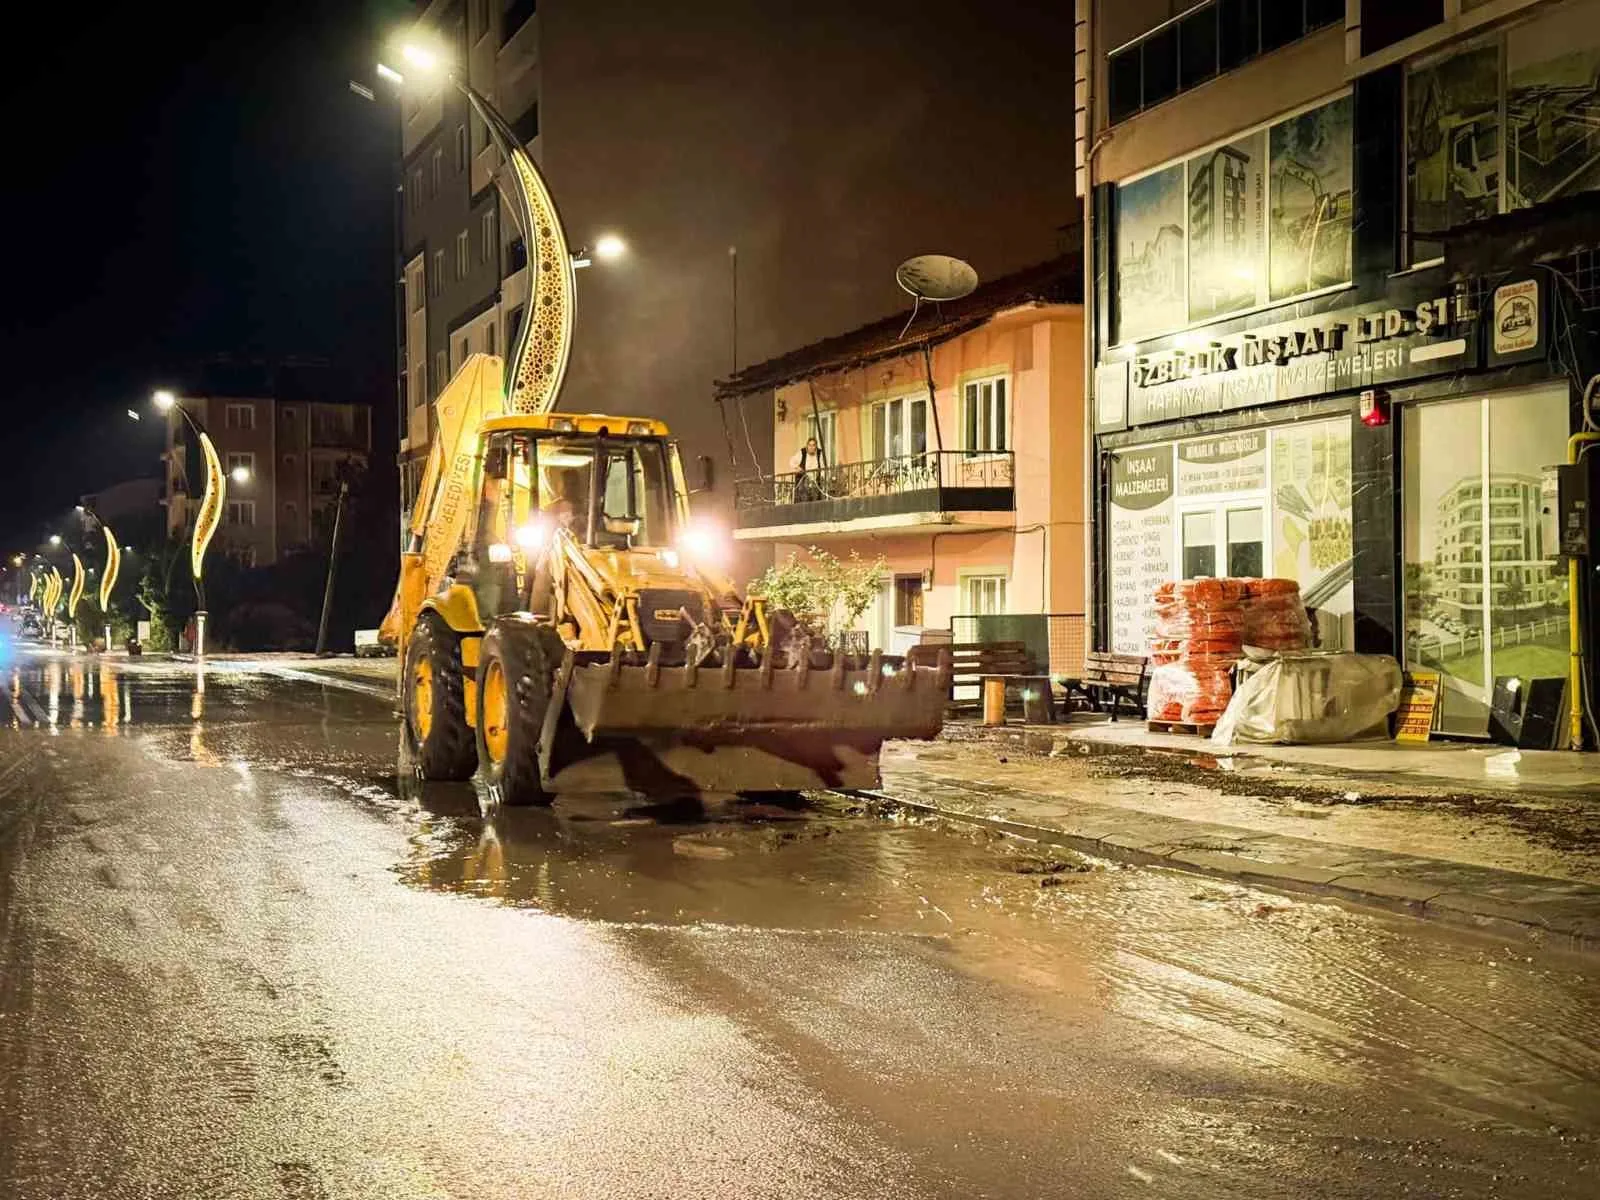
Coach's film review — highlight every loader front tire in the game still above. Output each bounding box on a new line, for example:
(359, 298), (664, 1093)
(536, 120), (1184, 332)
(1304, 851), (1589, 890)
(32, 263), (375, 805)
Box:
(404, 613), (477, 781)
(477, 619), (564, 807)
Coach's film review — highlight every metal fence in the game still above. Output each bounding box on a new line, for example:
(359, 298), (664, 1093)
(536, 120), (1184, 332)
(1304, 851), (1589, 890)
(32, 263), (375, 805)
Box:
(735, 450), (1014, 512)
(1411, 614), (1569, 669)
(949, 613), (1087, 680)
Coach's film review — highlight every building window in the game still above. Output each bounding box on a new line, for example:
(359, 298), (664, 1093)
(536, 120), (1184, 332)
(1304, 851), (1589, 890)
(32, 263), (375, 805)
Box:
(1404, 7), (1598, 264)
(225, 451), (255, 478)
(893, 575), (925, 627)
(224, 403), (255, 431)
(226, 501), (256, 527)
(409, 168), (423, 210)
(1107, 0), (1343, 126)
(456, 230), (470, 280)
(960, 574), (1008, 615)
(434, 350), (447, 395)
(962, 377), (1007, 454)
(868, 395), (927, 461)
(457, 336), (469, 372)
(485, 322), (496, 356)
(414, 363), (427, 408)
(506, 303), (525, 352)
(432, 250), (445, 296)
(480, 208), (497, 264)
(511, 101), (539, 146)
(409, 265), (425, 313)
(430, 148), (442, 197)
(455, 123), (468, 172)
(502, 0), (537, 48)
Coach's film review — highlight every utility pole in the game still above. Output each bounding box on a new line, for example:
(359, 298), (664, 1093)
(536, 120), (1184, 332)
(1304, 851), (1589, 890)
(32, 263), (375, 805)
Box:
(315, 480), (349, 656)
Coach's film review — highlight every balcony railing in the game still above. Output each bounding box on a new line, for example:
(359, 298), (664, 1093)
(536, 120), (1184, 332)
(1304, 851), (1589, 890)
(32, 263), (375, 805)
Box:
(735, 450), (1014, 530)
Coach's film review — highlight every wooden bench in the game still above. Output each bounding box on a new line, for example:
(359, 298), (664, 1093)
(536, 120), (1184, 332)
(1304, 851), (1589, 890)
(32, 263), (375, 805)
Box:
(909, 641), (1046, 719)
(1062, 651), (1148, 720)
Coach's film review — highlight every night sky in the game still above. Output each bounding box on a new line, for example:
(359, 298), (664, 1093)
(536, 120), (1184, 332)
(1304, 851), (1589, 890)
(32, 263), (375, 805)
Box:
(0, 1), (401, 552)
(2, 0), (1075, 555)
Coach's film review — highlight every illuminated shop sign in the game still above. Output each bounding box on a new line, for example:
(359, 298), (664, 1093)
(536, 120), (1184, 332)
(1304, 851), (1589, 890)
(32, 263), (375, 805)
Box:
(1112, 293), (1481, 429)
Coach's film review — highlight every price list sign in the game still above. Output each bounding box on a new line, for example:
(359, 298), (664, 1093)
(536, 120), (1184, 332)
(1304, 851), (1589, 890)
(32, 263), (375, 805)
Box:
(1108, 445), (1175, 655)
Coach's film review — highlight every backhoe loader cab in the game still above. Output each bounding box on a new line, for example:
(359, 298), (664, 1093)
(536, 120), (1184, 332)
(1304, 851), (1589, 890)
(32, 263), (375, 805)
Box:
(396, 408), (949, 807)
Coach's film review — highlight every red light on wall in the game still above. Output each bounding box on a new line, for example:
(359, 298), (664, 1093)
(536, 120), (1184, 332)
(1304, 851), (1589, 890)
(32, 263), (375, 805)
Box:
(1359, 389), (1390, 427)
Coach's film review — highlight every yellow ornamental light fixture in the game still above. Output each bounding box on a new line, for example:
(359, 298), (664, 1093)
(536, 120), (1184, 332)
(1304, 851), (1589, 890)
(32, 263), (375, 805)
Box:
(191, 431), (226, 581)
(68, 554), (85, 620)
(99, 524), (121, 611)
(46, 567), (63, 616)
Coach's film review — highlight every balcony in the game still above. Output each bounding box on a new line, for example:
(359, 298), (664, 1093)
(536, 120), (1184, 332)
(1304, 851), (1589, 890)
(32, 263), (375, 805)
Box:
(734, 451), (1014, 539)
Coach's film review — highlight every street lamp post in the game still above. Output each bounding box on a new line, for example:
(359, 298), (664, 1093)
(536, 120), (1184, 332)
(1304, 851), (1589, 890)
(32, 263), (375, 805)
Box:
(74, 505), (123, 655)
(152, 390), (243, 658)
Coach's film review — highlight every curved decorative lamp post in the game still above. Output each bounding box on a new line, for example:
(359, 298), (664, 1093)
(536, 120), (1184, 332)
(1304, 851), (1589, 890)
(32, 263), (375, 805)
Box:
(154, 389), (234, 657)
(75, 506), (123, 653)
(67, 554), (85, 649)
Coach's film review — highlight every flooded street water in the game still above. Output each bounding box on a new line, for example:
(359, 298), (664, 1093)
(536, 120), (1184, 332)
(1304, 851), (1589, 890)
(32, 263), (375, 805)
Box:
(0, 649), (1596, 1197)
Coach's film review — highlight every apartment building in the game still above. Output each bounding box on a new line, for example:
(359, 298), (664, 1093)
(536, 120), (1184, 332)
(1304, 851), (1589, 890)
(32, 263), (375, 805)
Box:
(719, 257), (1085, 654)
(1078, 0), (1600, 738)
(397, 0), (541, 513)
(162, 364), (373, 567)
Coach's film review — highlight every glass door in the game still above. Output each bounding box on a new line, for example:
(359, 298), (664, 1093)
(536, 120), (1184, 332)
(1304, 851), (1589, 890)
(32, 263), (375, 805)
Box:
(1402, 386), (1568, 736)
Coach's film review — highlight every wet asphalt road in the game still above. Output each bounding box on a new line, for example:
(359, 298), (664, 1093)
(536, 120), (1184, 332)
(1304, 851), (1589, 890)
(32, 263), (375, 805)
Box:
(0, 648), (1596, 1199)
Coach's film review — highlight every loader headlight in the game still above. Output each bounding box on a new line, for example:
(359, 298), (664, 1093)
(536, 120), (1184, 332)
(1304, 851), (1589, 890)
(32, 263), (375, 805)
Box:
(659, 548), (680, 569)
(514, 519), (550, 550)
(678, 522), (728, 567)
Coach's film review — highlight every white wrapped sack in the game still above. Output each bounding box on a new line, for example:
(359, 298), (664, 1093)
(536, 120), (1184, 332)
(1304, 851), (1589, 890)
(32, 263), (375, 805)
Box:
(1211, 651), (1403, 746)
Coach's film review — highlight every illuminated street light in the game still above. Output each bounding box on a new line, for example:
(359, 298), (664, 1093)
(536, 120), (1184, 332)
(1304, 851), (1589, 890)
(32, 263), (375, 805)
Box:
(148, 386), (225, 656)
(376, 62), (404, 85)
(595, 234), (626, 261)
(400, 43), (438, 72)
(127, 408), (141, 421)
(48, 534), (61, 547)
(230, 465), (250, 484)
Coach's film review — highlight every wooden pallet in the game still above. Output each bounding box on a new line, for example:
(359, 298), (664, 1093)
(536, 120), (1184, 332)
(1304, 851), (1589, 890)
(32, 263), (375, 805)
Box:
(1147, 719), (1215, 737)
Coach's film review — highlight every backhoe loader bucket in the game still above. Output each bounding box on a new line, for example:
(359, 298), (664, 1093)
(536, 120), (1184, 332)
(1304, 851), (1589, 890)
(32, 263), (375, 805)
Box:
(538, 647), (951, 796)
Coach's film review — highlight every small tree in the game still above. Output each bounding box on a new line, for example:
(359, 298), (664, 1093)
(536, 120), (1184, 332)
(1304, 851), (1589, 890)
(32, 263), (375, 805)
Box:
(752, 546), (886, 647)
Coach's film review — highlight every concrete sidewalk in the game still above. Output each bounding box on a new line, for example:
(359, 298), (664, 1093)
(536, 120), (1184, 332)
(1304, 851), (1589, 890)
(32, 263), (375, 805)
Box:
(1065, 715), (1599, 795)
(874, 724), (1600, 956)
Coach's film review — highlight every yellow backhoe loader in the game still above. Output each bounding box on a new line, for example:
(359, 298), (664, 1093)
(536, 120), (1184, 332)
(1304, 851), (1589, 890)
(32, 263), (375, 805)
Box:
(379, 71), (947, 805)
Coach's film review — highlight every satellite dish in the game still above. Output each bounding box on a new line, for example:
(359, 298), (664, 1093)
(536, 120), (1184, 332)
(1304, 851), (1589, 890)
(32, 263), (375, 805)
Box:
(895, 254), (979, 302)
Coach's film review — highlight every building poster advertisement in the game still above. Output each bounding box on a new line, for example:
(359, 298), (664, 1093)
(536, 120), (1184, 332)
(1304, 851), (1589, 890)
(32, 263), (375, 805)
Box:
(1109, 419), (1355, 656)
(1114, 164), (1186, 345)
(1108, 444), (1175, 655)
(1269, 94), (1354, 301)
(1176, 430), (1268, 496)
(1270, 417), (1354, 648)
(1187, 132), (1266, 323)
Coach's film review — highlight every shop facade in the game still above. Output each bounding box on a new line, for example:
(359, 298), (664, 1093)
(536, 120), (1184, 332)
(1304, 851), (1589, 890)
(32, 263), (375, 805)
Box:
(1094, 273), (1586, 739)
(1084, 6), (1600, 742)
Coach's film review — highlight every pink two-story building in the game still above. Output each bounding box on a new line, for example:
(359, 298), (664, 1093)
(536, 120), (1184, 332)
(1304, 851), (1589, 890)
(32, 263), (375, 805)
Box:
(718, 257), (1087, 654)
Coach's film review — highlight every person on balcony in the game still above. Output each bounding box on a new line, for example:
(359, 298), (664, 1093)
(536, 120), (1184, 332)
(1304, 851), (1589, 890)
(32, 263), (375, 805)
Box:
(790, 437), (826, 502)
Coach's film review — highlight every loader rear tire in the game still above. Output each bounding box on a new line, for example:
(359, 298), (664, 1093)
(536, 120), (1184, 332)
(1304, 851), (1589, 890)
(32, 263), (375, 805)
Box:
(477, 619), (565, 807)
(404, 613), (477, 782)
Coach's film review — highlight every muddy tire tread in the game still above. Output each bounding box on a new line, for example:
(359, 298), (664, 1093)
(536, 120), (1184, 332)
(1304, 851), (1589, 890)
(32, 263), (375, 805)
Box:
(406, 613), (477, 781)
(478, 619), (566, 806)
